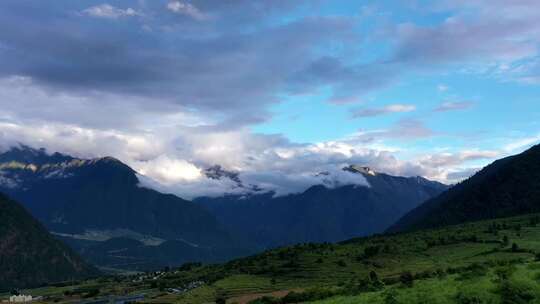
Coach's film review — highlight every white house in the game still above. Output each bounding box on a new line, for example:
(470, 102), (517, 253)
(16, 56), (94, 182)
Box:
(9, 295), (32, 303)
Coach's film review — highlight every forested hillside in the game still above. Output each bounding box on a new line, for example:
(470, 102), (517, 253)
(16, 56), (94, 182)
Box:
(389, 143), (540, 233)
(0, 193), (98, 290)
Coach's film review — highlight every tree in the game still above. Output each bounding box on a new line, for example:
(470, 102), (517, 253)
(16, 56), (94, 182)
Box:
(215, 296), (227, 304)
(369, 270), (379, 282)
(369, 270), (384, 290)
(502, 235), (509, 247)
(400, 272), (414, 288)
(364, 246), (380, 258)
(512, 242), (519, 252)
(83, 289), (99, 298)
(158, 281), (166, 292)
(497, 280), (535, 304)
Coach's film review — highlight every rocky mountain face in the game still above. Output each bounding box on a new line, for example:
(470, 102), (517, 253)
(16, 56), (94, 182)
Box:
(388, 143), (540, 233)
(0, 192), (98, 290)
(0, 145), (246, 271)
(196, 168), (447, 250)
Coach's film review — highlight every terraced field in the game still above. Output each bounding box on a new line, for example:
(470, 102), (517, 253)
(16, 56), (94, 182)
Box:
(5, 213), (540, 303)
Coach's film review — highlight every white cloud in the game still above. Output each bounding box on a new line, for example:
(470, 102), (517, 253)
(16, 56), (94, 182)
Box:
(503, 134), (540, 152)
(167, 1), (208, 21)
(418, 150), (500, 168)
(0, 75), (530, 197)
(1, 1), (539, 199)
(434, 101), (474, 112)
(351, 104), (416, 118)
(437, 84), (449, 92)
(0, 109), (525, 197)
(135, 155), (202, 183)
(82, 4), (141, 19)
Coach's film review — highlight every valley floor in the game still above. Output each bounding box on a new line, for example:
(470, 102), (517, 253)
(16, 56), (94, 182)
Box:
(6, 213), (540, 304)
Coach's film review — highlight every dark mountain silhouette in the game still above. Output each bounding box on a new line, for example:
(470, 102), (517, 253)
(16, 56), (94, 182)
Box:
(0, 193), (98, 290)
(0, 145), (246, 271)
(196, 170), (447, 250)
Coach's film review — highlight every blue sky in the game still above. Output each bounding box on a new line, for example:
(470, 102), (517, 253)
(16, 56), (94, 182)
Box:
(256, 70), (540, 145)
(0, 0), (539, 196)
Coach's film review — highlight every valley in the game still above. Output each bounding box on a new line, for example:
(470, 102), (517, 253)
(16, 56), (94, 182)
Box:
(2, 143), (540, 303)
(1, 2), (539, 303)
(4, 213), (540, 303)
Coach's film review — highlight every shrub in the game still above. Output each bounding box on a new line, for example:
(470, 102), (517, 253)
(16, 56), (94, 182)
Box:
(364, 245), (380, 258)
(435, 268), (446, 279)
(368, 271), (384, 290)
(369, 270), (379, 282)
(496, 279), (535, 304)
(215, 296), (227, 304)
(336, 260), (347, 267)
(82, 289), (100, 298)
(382, 276), (400, 286)
(529, 216), (540, 226)
(281, 287), (338, 303)
(457, 263), (488, 281)
(399, 271), (414, 288)
(494, 265), (517, 282)
(502, 235), (510, 247)
(455, 290), (490, 304)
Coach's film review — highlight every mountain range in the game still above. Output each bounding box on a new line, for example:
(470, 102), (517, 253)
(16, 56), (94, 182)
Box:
(5, 142), (540, 302)
(196, 166), (447, 250)
(0, 145), (245, 271)
(0, 145), (447, 272)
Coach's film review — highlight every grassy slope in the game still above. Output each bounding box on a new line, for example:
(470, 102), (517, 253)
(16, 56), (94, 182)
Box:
(314, 262), (540, 304)
(8, 213), (540, 303)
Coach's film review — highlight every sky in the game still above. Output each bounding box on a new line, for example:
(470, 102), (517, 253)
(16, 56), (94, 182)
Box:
(0, 0), (539, 198)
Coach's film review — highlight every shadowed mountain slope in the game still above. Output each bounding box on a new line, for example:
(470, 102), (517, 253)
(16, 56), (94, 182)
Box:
(197, 170), (447, 250)
(389, 143), (540, 233)
(0, 146), (246, 271)
(0, 193), (98, 290)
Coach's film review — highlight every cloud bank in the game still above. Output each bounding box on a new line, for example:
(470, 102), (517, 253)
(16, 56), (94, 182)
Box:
(0, 1), (539, 198)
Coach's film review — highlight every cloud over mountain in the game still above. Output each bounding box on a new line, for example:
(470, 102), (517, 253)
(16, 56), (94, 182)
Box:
(0, 0), (539, 197)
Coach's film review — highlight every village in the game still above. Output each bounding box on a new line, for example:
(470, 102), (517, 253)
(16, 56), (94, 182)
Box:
(1, 294), (41, 303)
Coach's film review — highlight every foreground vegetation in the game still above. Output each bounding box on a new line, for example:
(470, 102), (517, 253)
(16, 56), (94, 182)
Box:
(5, 213), (540, 303)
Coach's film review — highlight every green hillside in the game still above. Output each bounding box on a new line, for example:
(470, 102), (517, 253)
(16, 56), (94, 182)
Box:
(9, 212), (540, 303)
